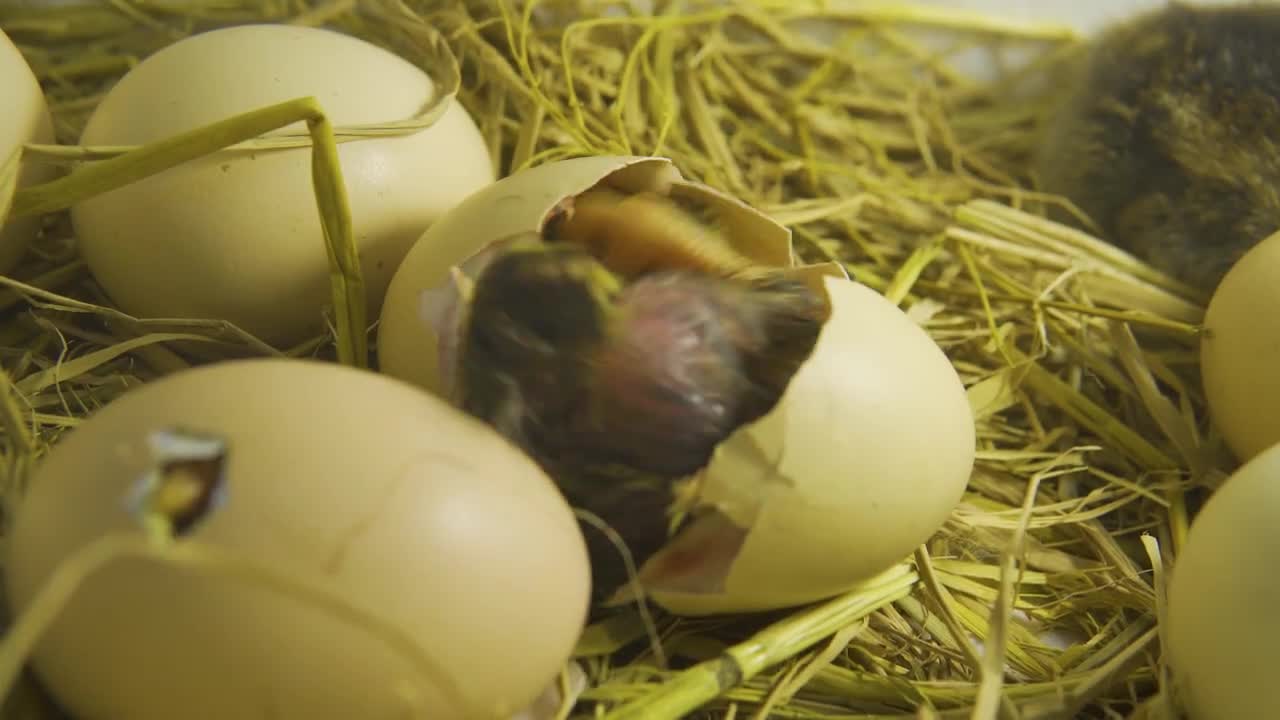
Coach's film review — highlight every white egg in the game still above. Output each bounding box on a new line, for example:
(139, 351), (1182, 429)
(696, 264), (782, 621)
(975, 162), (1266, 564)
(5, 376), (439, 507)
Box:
(0, 28), (56, 273)
(1166, 441), (1280, 719)
(1200, 229), (1280, 463)
(70, 24), (494, 347)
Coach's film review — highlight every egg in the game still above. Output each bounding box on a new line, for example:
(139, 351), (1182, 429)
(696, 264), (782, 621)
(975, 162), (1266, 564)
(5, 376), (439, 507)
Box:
(3, 358), (590, 720)
(1166, 441), (1280, 719)
(1200, 229), (1280, 462)
(379, 155), (976, 615)
(70, 23), (494, 348)
(0, 28), (57, 274)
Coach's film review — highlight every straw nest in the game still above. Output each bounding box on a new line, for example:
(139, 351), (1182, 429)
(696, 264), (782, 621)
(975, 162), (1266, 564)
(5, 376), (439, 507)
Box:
(0, 1), (1233, 718)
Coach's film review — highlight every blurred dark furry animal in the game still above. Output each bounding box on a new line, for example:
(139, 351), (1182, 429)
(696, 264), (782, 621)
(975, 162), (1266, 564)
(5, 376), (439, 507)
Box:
(1035, 2), (1280, 293)
(455, 236), (828, 600)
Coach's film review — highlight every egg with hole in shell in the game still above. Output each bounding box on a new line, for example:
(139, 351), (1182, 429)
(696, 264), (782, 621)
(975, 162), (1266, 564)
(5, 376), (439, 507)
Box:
(69, 23), (494, 348)
(0, 27), (57, 274)
(2, 358), (590, 720)
(378, 155), (976, 615)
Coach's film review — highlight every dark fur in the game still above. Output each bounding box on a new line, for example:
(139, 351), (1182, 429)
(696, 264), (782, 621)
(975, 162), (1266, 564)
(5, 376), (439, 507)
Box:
(1036, 3), (1280, 291)
(562, 270), (825, 478)
(456, 242), (826, 599)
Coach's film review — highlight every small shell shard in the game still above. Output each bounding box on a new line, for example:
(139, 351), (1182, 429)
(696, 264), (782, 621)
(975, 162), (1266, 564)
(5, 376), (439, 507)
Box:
(622, 510), (751, 599)
(418, 282), (464, 398)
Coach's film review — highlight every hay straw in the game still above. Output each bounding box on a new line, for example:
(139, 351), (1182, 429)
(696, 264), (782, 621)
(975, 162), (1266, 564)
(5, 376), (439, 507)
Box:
(601, 565), (918, 719)
(0, 1), (1234, 718)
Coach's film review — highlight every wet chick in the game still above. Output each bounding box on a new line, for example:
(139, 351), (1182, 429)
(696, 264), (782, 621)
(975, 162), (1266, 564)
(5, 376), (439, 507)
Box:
(1035, 2), (1280, 292)
(455, 238), (827, 600)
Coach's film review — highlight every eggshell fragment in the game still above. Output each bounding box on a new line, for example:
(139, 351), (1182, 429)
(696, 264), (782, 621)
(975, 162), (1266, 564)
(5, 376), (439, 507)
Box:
(1200, 229), (1280, 462)
(378, 154), (791, 396)
(1166, 441), (1280, 719)
(637, 275), (977, 615)
(3, 358), (590, 720)
(0, 28), (57, 273)
(70, 24), (494, 347)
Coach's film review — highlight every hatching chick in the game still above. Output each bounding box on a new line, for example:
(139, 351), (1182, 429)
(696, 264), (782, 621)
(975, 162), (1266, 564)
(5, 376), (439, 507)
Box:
(1035, 2), (1280, 292)
(454, 238), (827, 598)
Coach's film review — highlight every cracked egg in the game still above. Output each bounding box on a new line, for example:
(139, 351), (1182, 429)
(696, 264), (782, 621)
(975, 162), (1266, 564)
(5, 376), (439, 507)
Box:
(377, 154), (794, 395)
(3, 358), (590, 719)
(377, 156), (976, 615)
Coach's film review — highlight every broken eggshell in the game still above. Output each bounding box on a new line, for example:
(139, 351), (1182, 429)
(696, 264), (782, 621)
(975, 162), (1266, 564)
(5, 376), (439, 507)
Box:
(377, 154), (795, 397)
(629, 273), (977, 615)
(378, 155), (975, 616)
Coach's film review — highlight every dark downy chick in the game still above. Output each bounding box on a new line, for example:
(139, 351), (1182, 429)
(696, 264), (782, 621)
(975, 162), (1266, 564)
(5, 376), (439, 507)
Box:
(455, 238), (827, 599)
(1035, 2), (1280, 292)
